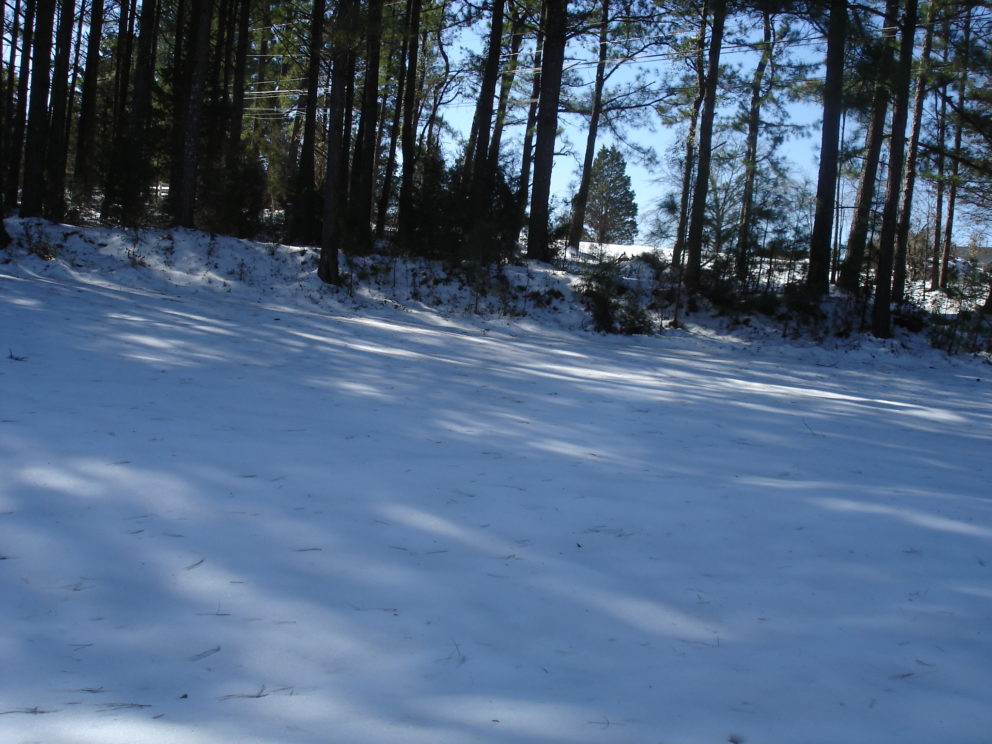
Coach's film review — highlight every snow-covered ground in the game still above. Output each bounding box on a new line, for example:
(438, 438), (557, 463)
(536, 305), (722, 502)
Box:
(564, 241), (663, 264)
(2, 219), (991, 744)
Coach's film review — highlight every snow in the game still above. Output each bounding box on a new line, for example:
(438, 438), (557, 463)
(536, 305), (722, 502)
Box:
(2, 218), (991, 744)
(565, 241), (664, 264)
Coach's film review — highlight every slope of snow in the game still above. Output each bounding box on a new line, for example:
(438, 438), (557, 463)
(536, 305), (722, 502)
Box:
(1, 218), (991, 744)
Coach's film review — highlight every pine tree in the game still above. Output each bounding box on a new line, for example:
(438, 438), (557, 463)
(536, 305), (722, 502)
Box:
(582, 145), (638, 244)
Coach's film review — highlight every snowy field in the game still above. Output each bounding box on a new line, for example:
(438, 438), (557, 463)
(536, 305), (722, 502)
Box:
(2, 219), (991, 744)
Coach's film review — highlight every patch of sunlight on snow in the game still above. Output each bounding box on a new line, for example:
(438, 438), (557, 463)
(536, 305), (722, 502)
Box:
(15, 458), (196, 512)
(530, 438), (624, 463)
(118, 332), (184, 350)
(39, 717), (233, 744)
(579, 586), (729, 643)
(812, 497), (992, 539)
(534, 577), (730, 643)
(113, 332), (228, 366)
(71, 460), (197, 510)
(167, 561), (250, 598)
(737, 476), (839, 491)
(378, 503), (507, 557)
(342, 315), (463, 340)
(423, 695), (596, 741)
(949, 584), (992, 599)
(896, 405), (968, 425)
(295, 328), (462, 365)
(728, 379), (967, 425)
(4, 295), (43, 308)
(331, 380), (396, 400)
(159, 307), (225, 323)
(106, 311), (155, 323)
(19, 464), (105, 498)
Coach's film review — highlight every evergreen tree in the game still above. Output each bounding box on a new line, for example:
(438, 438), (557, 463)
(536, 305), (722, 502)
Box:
(582, 145), (639, 244)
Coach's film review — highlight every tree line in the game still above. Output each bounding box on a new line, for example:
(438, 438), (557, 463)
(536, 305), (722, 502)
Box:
(1, 0), (990, 336)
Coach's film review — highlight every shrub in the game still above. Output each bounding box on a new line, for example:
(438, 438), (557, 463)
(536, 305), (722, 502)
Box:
(578, 257), (625, 332)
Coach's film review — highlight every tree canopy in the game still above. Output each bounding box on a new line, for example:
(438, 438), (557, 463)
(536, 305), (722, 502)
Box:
(1, 0), (990, 338)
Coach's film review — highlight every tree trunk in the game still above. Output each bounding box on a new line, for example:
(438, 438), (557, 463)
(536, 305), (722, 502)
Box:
(892, 13), (933, 303)
(488, 3), (524, 166)
(672, 6), (707, 270)
(518, 4), (544, 218)
(871, 0), (918, 337)
(526, 0), (567, 262)
(167, 0), (188, 212)
(375, 26), (409, 239)
(567, 0), (609, 250)
(102, 0), (137, 219)
(5, 0), (22, 134)
(64, 0), (87, 188)
(929, 22), (949, 291)
(20, 0), (56, 217)
(119, 0), (160, 224)
(227, 0), (250, 156)
(0, 23), (9, 247)
(683, 0), (727, 288)
(319, 0), (357, 285)
(838, 89), (887, 292)
(174, 0), (213, 228)
(838, 0), (898, 294)
(940, 6), (969, 289)
(348, 0), (384, 252)
(287, 0), (325, 245)
(397, 0), (423, 246)
(464, 0), (505, 187)
(6, 0), (35, 207)
(43, 0), (77, 221)
(734, 8), (773, 285)
(806, 0), (847, 297)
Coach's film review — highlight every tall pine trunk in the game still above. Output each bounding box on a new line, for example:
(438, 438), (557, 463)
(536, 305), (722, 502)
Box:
(119, 0), (159, 224)
(462, 0), (509, 261)
(7, 0), (35, 207)
(227, 0), (250, 157)
(44, 0), (76, 221)
(74, 0), (104, 200)
(806, 0), (847, 297)
(838, 0), (898, 294)
(892, 13), (933, 303)
(464, 0), (505, 187)
(375, 25), (408, 239)
(929, 23), (948, 291)
(318, 0), (357, 284)
(734, 9), (773, 285)
(0, 22), (9, 247)
(871, 0), (918, 337)
(287, 0), (325, 245)
(672, 4), (708, 270)
(567, 0), (609, 250)
(837, 89), (887, 292)
(526, 0), (567, 262)
(167, 0), (188, 213)
(348, 0), (384, 251)
(939, 6), (969, 289)
(397, 0), (423, 247)
(683, 0), (727, 289)
(518, 8), (544, 216)
(20, 0), (56, 217)
(488, 5), (524, 166)
(174, 0), (212, 228)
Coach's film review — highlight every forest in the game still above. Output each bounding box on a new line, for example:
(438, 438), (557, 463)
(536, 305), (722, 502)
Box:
(1, 0), (991, 343)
